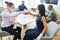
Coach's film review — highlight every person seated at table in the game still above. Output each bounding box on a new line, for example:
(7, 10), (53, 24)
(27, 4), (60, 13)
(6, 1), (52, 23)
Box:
(18, 1), (27, 11)
(9, 6), (18, 12)
(1, 1), (21, 40)
(46, 5), (57, 23)
(24, 4), (48, 40)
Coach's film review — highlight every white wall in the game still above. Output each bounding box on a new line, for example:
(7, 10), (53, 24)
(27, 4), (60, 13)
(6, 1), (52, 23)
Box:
(44, 0), (60, 14)
(2, 0), (60, 14)
(54, 0), (60, 14)
(0, 0), (4, 7)
(33, 0), (60, 14)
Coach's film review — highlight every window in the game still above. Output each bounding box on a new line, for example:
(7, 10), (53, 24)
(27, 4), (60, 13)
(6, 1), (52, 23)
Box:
(40, 0), (58, 5)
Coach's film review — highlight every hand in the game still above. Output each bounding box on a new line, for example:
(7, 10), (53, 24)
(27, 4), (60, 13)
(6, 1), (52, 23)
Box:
(19, 13), (21, 15)
(19, 10), (29, 14)
(24, 10), (29, 13)
(36, 33), (43, 40)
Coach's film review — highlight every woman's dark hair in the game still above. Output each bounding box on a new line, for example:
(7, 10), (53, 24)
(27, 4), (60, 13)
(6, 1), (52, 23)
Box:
(38, 4), (45, 17)
(5, 1), (14, 7)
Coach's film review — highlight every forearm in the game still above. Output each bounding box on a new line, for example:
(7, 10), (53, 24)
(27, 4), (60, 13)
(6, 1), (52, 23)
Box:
(41, 27), (47, 34)
(28, 11), (38, 16)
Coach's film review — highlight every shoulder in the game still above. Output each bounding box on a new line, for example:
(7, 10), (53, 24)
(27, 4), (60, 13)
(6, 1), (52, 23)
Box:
(41, 16), (46, 21)
(18, 5), (22, 7)
(42, 16), (45, 19)
(24, 5), (26, 7)
(4, 9), (8, 12)
(1, 9), (8, 14)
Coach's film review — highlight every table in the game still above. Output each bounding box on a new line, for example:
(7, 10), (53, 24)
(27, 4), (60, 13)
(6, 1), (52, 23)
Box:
(15, 14), (35, 40)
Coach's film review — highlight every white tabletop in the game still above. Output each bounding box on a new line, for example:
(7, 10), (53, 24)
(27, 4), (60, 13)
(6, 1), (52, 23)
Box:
(15, 14), (35, 26)
(15, 14), (36, 40)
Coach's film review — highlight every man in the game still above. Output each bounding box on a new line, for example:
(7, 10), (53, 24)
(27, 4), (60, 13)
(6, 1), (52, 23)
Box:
(48, 5), (56, 13)
(18, 1), (27, 11)
(46, 5), (57, 23)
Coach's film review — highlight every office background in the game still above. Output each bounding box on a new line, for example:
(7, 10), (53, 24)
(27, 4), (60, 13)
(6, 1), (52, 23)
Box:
(0, 0), (60, 14)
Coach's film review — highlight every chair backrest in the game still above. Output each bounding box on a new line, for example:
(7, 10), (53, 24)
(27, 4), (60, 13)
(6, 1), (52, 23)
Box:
(0, 22), (2, 31)
(0, 7), (5, 14)
(46, 21), (59, 37)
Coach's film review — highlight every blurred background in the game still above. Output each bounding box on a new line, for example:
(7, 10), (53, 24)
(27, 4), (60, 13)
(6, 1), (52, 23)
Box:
(0, 0), (60, 40)
(0, 0), (59, 13)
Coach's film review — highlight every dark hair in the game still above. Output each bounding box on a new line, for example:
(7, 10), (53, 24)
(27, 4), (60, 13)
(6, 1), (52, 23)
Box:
(22, 1), (24, 2)
(5, 1), (14, 7)
(38, 4), (45, 17)
(49, 5), (53, 9)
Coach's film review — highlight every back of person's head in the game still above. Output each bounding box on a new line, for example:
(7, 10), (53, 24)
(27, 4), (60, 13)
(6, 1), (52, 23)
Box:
(48, 5), (53, 10)
(38, 4), (45, 17)
(5, 1), (14, 7)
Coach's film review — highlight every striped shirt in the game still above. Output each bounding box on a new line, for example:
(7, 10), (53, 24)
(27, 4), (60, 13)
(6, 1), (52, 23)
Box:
(1, 9), (19, 28)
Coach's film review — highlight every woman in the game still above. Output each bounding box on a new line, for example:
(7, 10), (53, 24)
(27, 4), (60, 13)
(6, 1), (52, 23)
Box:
(1, 1), (21, 40)
(24, 4), (48, 40)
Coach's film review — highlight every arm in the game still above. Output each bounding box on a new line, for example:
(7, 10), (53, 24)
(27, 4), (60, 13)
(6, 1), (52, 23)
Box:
(41, 16), (48, 34)
(24, 6), (27, 10)
(3, 12), (20, 17)
(28, 11), (39, 17)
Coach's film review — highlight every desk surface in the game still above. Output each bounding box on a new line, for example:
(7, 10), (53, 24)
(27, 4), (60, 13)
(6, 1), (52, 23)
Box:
(16, 14), (36, 25)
